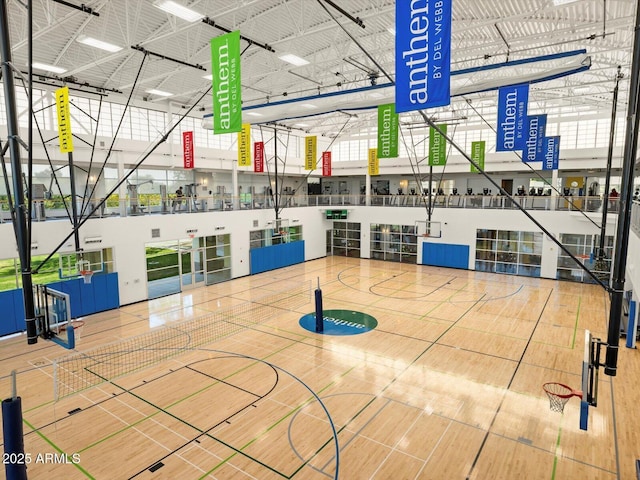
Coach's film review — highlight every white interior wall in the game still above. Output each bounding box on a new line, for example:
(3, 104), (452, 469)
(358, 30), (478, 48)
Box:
(626, 230), (640, 305)
(0, 200), (623, 307)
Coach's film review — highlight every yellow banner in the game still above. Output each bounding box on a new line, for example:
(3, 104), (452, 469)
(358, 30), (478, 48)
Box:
(368, 148), (379, 176)
(305, 136), (316, 170)
(55, 86), (73, 153)
(238, 123), (251, 166)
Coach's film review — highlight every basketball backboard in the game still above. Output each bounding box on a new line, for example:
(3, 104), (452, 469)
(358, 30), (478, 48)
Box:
(33, 285), (76, 349)
(58, 249), (104, 279)
(580, 330), (603, 430)
(415, 220), (442, 238)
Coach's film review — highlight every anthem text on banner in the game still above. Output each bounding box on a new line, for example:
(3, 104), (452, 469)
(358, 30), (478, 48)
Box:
(395, 0), (452, 113)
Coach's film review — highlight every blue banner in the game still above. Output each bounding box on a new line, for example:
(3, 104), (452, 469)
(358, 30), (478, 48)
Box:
(496, 84), (529, 151)
(395, 0), (451, 113)
(523, 114), (547, 162)
(542, 136), (560, 170)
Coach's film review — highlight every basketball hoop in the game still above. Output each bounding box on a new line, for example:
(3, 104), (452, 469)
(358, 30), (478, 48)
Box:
(543, 382), (583, 413)
(80, 270), (94, 284)
(76, 259), (93, 284)
(60, 320), (85, 344)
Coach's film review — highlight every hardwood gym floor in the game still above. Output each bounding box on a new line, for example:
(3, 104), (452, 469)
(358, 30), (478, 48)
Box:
(1, 256), (639, 479)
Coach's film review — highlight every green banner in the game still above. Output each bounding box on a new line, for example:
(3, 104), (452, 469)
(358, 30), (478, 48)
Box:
(471, 141), (485, 173)
(429, 124), (447, 166)
(211, 31), (242, 134)
(377, 104), (398, 158)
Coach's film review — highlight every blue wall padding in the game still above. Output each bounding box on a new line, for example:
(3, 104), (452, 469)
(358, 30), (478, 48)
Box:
(0, 272), (120, 336)
(250, 241), (305, 274)
(422, 243), (470, 269)
(105, 274), (120, 309)
(0, 290), (24, 336)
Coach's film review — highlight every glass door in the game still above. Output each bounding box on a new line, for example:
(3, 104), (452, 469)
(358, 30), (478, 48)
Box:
(179, 238), (206, 290)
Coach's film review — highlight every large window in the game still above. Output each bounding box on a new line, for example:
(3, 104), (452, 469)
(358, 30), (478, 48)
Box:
(146, 240), (180, 298)
(250, 225), (302, 249)
(0, 85), (626, 165)
(370, 223), (418, 264)
(146, 236), (232, 299)
(205, 235), (231, 284)
(556, 233), (613, 284)
(475, 229), (542, 277)
(0, 248), (115, 292)
(332, 222), (361, 258)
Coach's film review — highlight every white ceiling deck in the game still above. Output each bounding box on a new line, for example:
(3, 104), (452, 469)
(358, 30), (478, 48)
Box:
(3, 0), (638, 136)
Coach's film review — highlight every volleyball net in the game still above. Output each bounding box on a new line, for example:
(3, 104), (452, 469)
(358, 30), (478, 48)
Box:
(52, 281), (311, 400)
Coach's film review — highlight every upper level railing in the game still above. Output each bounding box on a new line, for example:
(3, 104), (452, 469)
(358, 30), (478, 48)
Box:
(0, 193), (624, 223)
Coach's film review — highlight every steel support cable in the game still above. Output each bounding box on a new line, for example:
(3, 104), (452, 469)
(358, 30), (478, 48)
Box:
(463, 96), (602, 230)
(276, 129), (291, 218)
(400, 123), (457, 219)
(0, 139), (17, 227)
(80, 96), (107, 219)
(400, 125), (431, 216)
(258, 126), (276, 210)
(316, 0), (394, 85)
(32, 85), (212, 274)
(430, 124), (457, 218)
(14, 76), (73, 222)
(419, 111), (610, 291)
(275, 117), (352, 210)
(81, 53), (149, 219)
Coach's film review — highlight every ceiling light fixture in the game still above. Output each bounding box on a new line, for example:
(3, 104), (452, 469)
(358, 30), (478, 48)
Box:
(245, 112), (263, 117)
(278, 54), (309, 66)
(77, 35), (122, 53)
(552, 0), (580, 6)
(146, 89), (173, 97)
(573, 85), (591, 94)
(301, 103), (318, 109)
(31, 62), (67, 74)
(202, 74), (213, 80)
(153, 0), (204, 22)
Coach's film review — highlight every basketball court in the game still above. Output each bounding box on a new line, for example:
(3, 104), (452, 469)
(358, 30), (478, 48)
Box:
(1, 256), (638, 479)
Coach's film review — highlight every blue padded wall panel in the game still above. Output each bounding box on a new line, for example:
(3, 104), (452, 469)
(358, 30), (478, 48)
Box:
(12, 290), (25, 332)
(47, 273), (119, 317)
(0, 290), (18, 336)
(59, 280), (83, 319)
(0, 273), (120, 337)
(92, 274), (109, 311)
(79, 281), (96, 317)
(105, 273), (120, 310)
(422, 243), (470, 269)
(250, 241), (305, 275)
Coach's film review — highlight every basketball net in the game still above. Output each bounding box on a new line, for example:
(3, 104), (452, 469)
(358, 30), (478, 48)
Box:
(543, 382), (582, 413)
(77, 260), (93, 284)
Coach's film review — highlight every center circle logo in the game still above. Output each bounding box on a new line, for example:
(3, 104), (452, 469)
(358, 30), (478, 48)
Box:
(299, 309), (378, 336)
